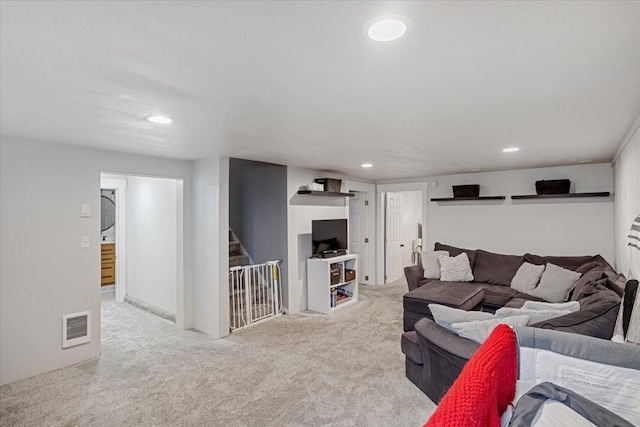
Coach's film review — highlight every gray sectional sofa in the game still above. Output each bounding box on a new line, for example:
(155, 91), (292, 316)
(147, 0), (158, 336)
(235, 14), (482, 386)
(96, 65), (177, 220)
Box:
(401, 242), (626, 403)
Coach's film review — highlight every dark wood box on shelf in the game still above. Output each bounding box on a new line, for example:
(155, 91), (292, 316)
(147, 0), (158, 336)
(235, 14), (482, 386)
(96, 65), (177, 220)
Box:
(453, 185), (480, 198)
(345, 269), (356, 282)
(331, 271), (341, 285)
(535, 179), (570, 194)
(314, 178), (342, 192)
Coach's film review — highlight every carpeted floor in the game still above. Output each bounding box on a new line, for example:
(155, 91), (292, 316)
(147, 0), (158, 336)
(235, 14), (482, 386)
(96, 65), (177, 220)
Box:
(0, 279), (435, 426)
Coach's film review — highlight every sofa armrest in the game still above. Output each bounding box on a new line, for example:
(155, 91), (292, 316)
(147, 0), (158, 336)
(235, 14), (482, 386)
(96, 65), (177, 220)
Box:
(415, 317), (480, 361)
(413, 318), (480, 403)
(404, 265), (425, 291)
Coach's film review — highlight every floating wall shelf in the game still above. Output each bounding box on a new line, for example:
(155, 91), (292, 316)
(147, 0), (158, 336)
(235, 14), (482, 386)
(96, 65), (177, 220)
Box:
(430, 196), (506, 202)
(511, 192), (610, 200)
(297, 190), (355, 198)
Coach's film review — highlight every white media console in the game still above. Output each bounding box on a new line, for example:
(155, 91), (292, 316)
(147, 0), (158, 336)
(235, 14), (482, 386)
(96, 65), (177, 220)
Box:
(307, 254), (358, 314)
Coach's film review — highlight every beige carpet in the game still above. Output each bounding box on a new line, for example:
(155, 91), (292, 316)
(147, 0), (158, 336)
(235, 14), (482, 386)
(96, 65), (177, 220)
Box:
(0, 279), (435, 426)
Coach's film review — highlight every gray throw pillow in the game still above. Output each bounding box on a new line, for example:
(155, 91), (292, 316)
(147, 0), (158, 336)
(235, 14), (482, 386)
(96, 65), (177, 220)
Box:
(429, 303), (495, 333)
(450, 315), (530, 344)
(439, 252), (474, 282)
(531, 263), (582, 303)
(421, 250), (449, 279)
(510, 262), (545, 295)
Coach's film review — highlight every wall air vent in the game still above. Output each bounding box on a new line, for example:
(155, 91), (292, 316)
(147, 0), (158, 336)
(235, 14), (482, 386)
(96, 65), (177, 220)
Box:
(62, 311), (91, 348)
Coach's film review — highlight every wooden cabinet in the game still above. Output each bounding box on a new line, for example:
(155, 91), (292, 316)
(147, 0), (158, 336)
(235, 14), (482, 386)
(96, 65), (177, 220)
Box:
(101, 243), (115, 285)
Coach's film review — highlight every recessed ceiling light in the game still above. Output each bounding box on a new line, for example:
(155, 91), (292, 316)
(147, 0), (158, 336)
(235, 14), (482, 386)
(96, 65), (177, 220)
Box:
(361, 163), (373, 168)
(365, 15), (412, 42)
(471, 168), (481, 172)
(502, 147), (519, 153)
(580, 160), (592, 163)
(146, 115), (172, 124)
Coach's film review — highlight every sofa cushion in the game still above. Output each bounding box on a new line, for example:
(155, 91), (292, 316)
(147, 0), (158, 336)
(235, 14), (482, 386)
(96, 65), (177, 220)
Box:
(435, 242), (477, 268)
(524, 253), (596, 271)
(531, 263), (582, 303)
(504, 298), (529, 309)
(530, 283), (621, 339)
(575, 259), (608, 274)
(472, 249), (524, 286)
(421, 250), (449, 279)
(570, 267), (606, 301)
(440, 253), (474, 282)
(505, 294), (546, 308)
(510, 262), (545, 294)
(401, 331), (423, 365)
(403, 281), (485, 316)
(482, 285), (518, 308)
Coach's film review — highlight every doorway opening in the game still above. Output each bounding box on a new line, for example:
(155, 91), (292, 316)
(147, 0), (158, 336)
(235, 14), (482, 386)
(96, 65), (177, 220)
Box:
(383, 191), (424, 284)
(99, 173), (184, 328)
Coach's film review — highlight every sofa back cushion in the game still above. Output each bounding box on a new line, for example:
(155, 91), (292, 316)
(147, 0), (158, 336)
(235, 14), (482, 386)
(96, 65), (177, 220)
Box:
(530, 264), (582, 303)
(568, 267), (604, 299)
(530, 283), (621, 339)
(435, 242), (477, 268)
(472, 249), (523, 286)
(524, 253), (596, 271)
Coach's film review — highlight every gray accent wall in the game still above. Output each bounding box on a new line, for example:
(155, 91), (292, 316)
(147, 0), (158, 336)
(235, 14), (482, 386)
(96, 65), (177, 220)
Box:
(229, 158), (288, 304)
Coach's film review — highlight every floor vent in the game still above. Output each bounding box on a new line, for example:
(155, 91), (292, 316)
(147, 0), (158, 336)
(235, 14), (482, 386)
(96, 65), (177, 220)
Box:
(62, 311), (91, 348)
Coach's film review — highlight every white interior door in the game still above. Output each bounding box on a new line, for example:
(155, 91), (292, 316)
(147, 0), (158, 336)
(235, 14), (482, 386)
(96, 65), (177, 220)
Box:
(349, 192), (369, 284)
(385, 192), (402, 283)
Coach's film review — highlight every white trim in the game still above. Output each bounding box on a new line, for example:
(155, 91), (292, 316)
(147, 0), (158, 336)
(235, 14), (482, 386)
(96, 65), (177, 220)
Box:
(376, 182), (430, 284)
(100, 175), (127, 303)
(345, 180), (376, 285)
(613, 111), (640, 165)
(218, 157), (230, 337)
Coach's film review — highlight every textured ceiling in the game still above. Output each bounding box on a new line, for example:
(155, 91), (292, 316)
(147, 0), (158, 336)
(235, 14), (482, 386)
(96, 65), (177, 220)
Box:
(1, 1), (639, 179)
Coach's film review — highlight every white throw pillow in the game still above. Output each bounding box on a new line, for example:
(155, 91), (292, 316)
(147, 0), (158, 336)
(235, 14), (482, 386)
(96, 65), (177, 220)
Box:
(531, 263), (582, 303)
(495, 307), (572, 325)
(439, 253), (474, 282)
(510, 262), (545, 295)
(421, 250), (449, 279)
(522, 300), (580, 312)
(429, 304), (495, 333)
(450, 315), (530, 344)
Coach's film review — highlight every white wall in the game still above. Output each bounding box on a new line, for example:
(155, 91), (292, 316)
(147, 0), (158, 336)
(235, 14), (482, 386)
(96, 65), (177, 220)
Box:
(399, 191), (423, 267)
(614, 123), (640, 279)
(0, 137), (198, 385)
(286, 168), (374, 313)
(192, 156), (229, 338)
(379, 164), (614, 263)
(125, 176), (178, 316)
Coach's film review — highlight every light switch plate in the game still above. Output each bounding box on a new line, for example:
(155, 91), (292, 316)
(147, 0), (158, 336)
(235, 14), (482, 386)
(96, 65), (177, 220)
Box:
(81, 204), (90, 218)
(81, 236), (90, 248)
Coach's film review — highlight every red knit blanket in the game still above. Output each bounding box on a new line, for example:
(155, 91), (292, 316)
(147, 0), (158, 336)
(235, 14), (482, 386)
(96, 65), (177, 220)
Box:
(425, 324), (517, 427)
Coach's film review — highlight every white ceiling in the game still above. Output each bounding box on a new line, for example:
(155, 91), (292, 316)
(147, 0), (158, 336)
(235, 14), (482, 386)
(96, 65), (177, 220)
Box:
(1, 1), (639, 180)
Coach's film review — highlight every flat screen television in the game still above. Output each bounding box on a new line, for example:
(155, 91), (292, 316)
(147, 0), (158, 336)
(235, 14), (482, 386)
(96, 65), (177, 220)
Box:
(312, 219), (348, 255)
